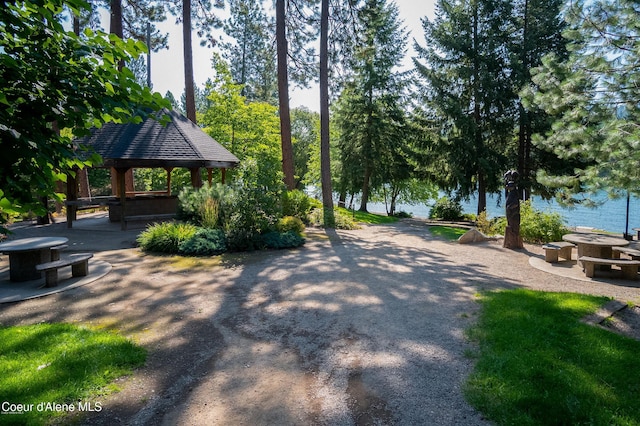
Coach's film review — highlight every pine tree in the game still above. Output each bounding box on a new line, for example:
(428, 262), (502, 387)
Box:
(335, 0), (408, 212)
(414, 0), (514, 214)
(508, 0), (568, 199)
(222, 0), (277, 104)
(525, 0), (640, 201)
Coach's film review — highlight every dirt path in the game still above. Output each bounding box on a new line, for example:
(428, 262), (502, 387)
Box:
(2, 218), (640, 425)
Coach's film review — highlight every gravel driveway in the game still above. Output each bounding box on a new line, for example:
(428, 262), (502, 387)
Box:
(2, 217), (640, 425)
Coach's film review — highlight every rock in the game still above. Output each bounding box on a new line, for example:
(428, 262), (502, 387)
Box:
(457, 229), (493, 244)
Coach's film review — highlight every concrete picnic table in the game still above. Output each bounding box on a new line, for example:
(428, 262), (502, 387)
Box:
(562, 233), (629, 271)
(0, 237), (68, 282)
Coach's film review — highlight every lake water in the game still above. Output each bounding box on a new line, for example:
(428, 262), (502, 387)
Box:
(367, 192), (640, 234)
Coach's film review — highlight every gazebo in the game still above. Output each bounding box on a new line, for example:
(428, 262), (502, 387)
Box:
(68, 109), (239, 229)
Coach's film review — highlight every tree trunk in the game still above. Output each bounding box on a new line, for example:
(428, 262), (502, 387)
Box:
(110, 0), (124, 70)
(359, 164), (371, 212)
(517, 0), (531, 201)
(477, 170), (487, 215)
(110, 0), (134, 192)
(319, 0), (334, 226)
(183, 0), (196, 123)
(276, 0), (296, 191)
(471, 0), (486, 215)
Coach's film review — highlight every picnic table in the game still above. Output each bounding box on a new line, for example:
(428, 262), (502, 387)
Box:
(0, 237), (68, 281)
(562, 233), (629, 271)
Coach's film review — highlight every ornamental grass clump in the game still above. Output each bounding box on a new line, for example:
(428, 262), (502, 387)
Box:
(137, 222), (197, 253)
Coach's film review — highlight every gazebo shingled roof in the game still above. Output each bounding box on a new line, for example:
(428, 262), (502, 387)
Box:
(78, 109), (239, 169)
(67, 109), (239, 230)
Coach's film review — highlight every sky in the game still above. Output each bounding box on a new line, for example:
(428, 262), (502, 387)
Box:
(146, 0), (436, 112)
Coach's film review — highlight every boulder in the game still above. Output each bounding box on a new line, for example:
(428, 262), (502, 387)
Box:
(458, 229), (494, 244)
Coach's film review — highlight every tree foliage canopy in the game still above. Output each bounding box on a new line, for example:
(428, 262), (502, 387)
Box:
(334, 0), (411, 212)
(0, 0), (169, 224)
(524, 0), (640, 202)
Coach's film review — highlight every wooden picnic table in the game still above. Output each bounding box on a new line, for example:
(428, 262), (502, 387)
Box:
(0, 237), (68, 281)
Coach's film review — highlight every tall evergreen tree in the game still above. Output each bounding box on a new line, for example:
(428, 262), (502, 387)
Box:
(508, 0), (567, 199)
(335, 0), (408, 212)
(167, 0), (224, 123)
(414, 0), (514, 214)
(276, 0), (319, 191)
(525, 0), (640, 201)
(223, 0), (277, 104)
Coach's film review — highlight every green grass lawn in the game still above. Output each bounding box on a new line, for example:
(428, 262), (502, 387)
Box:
(0, 323), (146, 424)
(335, 207), (398, 224)
(428, 225), (468, 240)
(466, 289), (640, 425)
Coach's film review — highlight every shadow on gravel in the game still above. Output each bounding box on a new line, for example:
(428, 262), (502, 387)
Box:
(0, 222), (520, 425)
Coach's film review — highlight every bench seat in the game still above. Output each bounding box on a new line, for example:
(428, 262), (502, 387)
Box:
(36, 253), (93, 287)
(542, 242), (575, 263)
(612, 246), (640, 260)
(578, 256), (640, 280)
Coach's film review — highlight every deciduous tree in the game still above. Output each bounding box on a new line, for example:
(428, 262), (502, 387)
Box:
(0, 0), (169, 227)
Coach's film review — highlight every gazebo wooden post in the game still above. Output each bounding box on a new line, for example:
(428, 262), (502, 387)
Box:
(221, 168), (226, 184)
(66, 168), (78, 229)
(190, 168), (203, 188)
(207, 168), (213, 186)
(165, 167), (174, 195)
(116, 167), (129, 230)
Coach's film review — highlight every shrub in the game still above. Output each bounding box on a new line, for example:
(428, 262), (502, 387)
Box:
(177, 184), (233, 228)
(178, 228), (227, 256)
(393, 211), (413, 218)
(137, 222), (197, 253)
(429, 197), (463, 221)
(476, 201), (568, 244)
(308, 208), (361, 230)
(223, 160), (284, 250)
(282, 190), (316, 223)
(277, 216), (305, 235)
(225, 228), (266, 252)
(476, 211), (506, 236)
(262, 231), (305, 249)
(519, 200), (568, 243)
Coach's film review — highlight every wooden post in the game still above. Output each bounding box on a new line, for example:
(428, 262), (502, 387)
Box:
(207, 168), (213, 186)
(66, 169), (78, 228)
(221, 168), (226, 184)
(165, 167), (173, 195)
(190, 168), (202, 188)
(116, 168), (128, 230)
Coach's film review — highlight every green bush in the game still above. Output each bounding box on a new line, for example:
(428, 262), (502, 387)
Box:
(137, 222), (197, 253)
(282, 190), (316, 223)
(177, 184), (232, 228)
(277, 216), (305, 235)
(519, 200), (568, 243)
(476, 201), (568, 244)
(223, 160), (284, 251)
(429, 197), (463, 221)
(308, 208), (361, 230)
(262, 231), (305, 249)
(178, 228), (227, 256)
(393, 211), (413, 218)
(476, 211), (506, 236)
